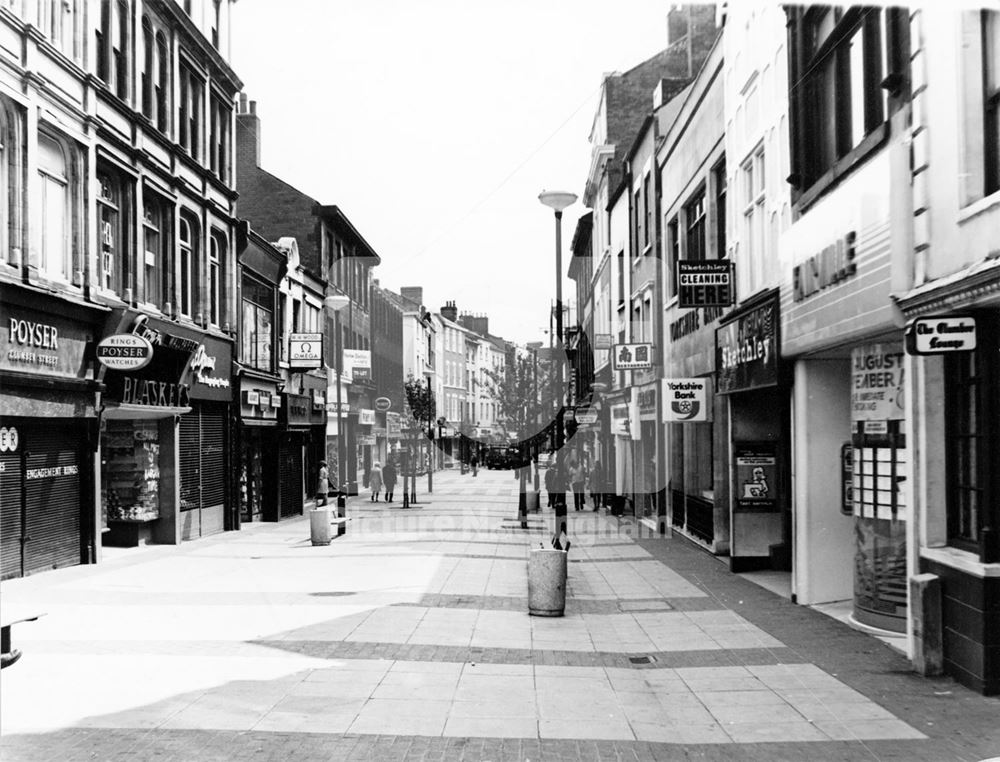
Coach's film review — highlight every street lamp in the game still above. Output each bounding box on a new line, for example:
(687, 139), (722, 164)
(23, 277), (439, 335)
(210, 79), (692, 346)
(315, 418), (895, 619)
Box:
(539, 190), (577, 451)
(325, 292), (351, 516)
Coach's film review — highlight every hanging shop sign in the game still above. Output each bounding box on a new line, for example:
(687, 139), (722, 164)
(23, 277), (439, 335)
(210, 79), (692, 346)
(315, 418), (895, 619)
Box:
(357, 434), (376, 447)
(612, 343), (653, 370)
(325, 401), (349, 415)
(663, 378), (710, 423)
(594, 333), (613, 350)
(288, 333), (323, 369)
(716, 294), (779, 394)
(386, 412), (402, 438)
(576, 408), (598, 425)
(374, 396), (392, 412)
(637, 382), (658, 421)
(611, 403), (630, 436)
(733, 442), (778, 512)
(677, 261), (735, 309)
(359, 408), (376, 426)
(851, 343), (905, 422)
(96, 333), (153, 371)
(904, 315), (977, 355)
(311, 390), (326, 410)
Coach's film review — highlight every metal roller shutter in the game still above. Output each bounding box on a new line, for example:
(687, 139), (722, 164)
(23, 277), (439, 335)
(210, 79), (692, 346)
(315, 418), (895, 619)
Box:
(179, 412), (201, 541)
(199, 407), (225, 537)
(1, 449), (24, 580)
(23, 425), (82, 575)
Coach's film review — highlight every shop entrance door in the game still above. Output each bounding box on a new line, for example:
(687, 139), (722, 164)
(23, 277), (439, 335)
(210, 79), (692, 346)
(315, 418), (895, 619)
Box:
(180, 406), (227, 540)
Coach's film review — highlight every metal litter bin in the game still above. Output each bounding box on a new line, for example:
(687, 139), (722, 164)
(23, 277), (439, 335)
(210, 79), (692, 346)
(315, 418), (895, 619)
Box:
(309, 508), (333, 546)
(528, 548), (567, 617)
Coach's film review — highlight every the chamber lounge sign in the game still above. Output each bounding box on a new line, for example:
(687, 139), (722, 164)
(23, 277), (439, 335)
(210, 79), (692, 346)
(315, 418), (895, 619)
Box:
(905, 315), (976, 355)
(716, 296), (779, 394)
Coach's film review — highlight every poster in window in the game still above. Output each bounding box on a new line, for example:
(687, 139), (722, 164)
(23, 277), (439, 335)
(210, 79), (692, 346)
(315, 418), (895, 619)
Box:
(733, 442), (778, 512)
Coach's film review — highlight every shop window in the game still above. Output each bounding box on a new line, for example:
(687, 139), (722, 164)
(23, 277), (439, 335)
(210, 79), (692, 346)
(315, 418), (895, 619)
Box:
(37, 132), (73, 282)
(685, 187), (707, 262)
(241, 273), (274, 372)
(142, 191), (169, 311)
(787, 7), (909, 202)
(945, 319), (999, 561)
(985, 11), (1000, 195)
(97, 167), (132, 297)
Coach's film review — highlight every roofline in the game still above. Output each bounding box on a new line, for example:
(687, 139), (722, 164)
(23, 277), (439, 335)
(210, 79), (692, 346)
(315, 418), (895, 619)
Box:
(317, 205), (381, 264)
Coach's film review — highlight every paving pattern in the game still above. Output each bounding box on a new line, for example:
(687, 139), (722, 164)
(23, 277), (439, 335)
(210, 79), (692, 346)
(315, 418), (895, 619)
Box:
(2, 468), (999, 761)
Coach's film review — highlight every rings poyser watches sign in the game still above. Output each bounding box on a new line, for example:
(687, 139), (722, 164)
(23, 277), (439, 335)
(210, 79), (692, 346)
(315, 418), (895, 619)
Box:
(96, 333), (153, 371)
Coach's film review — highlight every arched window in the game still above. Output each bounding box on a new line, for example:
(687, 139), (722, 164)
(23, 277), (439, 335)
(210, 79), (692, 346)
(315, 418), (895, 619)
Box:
(142, 192), (167, 310)
(209, 230), (225, 327)
(179, 214), (197, 318)
(96, 0), (109, 81)
(114, 0), (128, 100)
(155, 31), (168, 133)
(37, 132), (71, 281)
(141, 17), (153, 118)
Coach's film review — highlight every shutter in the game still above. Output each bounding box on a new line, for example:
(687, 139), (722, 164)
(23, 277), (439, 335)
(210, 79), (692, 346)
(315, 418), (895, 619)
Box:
(23, 425), (81, 575)
(1, 449), (23, 580)
(179, 411), (201, 541)
(198, 407), (226, 537)
(279, 435), (302, 518)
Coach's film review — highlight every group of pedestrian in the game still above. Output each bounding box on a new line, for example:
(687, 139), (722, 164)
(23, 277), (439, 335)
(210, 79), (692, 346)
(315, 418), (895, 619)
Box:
(315, 458), (399, 505)
(543, 450), (608, 516)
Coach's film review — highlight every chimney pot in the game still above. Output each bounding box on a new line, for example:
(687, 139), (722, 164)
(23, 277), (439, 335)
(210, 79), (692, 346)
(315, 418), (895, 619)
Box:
(249, 100), (257, 115)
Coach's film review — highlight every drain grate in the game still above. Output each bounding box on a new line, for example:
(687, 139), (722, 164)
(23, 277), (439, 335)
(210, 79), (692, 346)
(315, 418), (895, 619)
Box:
(628, 655), (656, 665)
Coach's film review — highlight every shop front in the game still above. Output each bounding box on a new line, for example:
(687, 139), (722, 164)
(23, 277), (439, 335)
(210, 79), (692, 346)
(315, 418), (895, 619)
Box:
(716, 290), (790, 573)
(301, 374), (329, 507)
(279, 392), (312, 518)
(99, 311), (233, 546)
(237, 374), (281, 523)
(634, 381), (660, 525)
(0, 292), (104, 579)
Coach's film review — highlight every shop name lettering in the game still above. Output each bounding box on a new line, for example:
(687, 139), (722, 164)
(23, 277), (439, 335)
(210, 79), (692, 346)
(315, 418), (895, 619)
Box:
(667, 381), (702, 399)
(122, 377), (190, 407)
(637, 389), (656, 411)
(720, 335), (771, 371)
(7, 318), (59, 367)
(793, 231), (857, 302)
(189, 344), (229, 388)
(853, 352), (903, 390)
(670, 305), (725, 341)
(26, 464), (79, 480)
(916, 321), (975, 349)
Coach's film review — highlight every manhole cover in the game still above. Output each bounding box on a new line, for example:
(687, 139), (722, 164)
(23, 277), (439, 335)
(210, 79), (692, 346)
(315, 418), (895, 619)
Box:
(629, 655), (655, 665)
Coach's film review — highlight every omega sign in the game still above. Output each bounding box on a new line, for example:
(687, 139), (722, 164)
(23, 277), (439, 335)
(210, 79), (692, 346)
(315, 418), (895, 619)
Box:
(905, 315), (977, 355)
(793, 231), (857, 302)
(97, 333), (154, 371)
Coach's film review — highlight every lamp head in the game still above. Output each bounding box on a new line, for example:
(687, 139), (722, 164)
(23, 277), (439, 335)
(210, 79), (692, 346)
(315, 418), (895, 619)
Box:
(324, 293), (351, 313)
(538, 190), (577, 212)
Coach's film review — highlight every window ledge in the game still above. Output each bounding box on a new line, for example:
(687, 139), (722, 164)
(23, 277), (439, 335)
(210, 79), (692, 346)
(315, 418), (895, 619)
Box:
(957, 190), (1000, 225)
(921, 545), (1000, 578)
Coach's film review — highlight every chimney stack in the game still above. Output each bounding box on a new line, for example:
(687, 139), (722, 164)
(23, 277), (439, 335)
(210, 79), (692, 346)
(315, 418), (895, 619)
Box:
(440, 300), (458, 322)
(236, 92), (261, 169)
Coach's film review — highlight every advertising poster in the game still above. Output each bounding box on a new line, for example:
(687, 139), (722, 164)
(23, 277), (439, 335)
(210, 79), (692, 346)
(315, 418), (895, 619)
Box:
(851, 343), (904, 422)
(733, 442), (778, 512)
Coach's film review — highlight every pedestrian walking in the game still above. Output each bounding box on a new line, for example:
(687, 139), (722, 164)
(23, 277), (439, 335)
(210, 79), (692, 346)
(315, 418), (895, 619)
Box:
(316, 460), (330, 506)
(382, 459), (397, 503)
(569, 453), (586, 511)
(589, 458), (605, 511)
(544, 456), (556, 508)
(369, 462), (383, 502)
(471, 451), (479, 477)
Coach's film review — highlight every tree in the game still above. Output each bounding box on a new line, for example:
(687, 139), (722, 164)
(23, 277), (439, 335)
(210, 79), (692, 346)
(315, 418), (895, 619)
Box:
(403, 375), (436, 429)
(484, 354), (549, 440)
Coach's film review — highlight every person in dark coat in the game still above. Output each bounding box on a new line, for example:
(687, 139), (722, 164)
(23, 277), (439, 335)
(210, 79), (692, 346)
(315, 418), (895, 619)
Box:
(550, 452), (568, 520)
(589, 458), (605, 511)
(382, 459), (397, 503)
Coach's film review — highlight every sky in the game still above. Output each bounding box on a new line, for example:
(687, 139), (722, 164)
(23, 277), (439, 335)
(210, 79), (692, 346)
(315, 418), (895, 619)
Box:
(230, 0), (680, 345)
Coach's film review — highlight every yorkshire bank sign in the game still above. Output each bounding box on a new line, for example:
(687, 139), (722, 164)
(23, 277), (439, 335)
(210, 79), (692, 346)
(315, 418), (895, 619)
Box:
(663, 378), (710, 423)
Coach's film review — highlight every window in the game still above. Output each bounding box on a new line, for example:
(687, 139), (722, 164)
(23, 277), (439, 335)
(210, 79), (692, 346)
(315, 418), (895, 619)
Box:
(97, 168), (132, 296)
(985, 11), (1000, 195)
(37, 133), (71, 281)
(113, 0), (128, 100)
(643, 174), (652, 250)
(666, 216), (680, 297)
(742, 147), (765, 263)
(209, 93), (231, 183)
(179, 63), (203, 161)
(178, 214), (196, 318)
(155, 31), (168, 132)
(684, 188), (707, 262)
(632, 188), (643, 257)
(95, 0), (129, 100)
(211, 0), (221, 48)
(142, 191), (168, 310)
(788, 7), (908, 197)
(616, 250), (625, 305)
(241, 274), (274, 372)
(1, 97), (24, 268)
(141, 17), (153, 118)
(713, 160), (727, 258)
(209, 231), (224, 327)
(39, 0), (74, 55)
(96, 0), (109, 81)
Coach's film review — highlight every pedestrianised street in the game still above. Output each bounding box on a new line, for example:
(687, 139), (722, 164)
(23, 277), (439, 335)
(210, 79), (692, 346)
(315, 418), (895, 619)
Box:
(1, 469), (998, 761)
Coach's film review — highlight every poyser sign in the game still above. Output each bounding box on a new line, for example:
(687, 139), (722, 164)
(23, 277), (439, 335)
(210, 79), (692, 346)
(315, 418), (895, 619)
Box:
(663, 378), (710, 422)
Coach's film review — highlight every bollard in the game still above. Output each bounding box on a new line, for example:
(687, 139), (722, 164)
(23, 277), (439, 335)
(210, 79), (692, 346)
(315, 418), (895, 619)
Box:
(528, 547), (568, 617)
(309, 508), (333, 546)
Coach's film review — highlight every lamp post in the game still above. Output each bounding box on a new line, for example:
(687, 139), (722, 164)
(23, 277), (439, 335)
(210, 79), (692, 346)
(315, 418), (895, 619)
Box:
(324, 292), (351, 516)
(540, 189), (577, 454)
